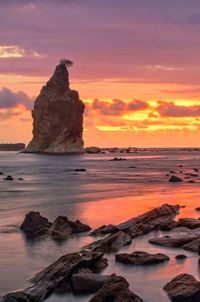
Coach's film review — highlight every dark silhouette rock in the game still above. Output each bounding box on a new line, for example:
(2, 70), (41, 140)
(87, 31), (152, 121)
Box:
(3, 175), (13, 181)
(169, 175), (183, 182)
(20, 211), (51, 235)
(178, 218), (200, 229)
(89, 274), (143, 302)
(72, 273), (110, 293)
(183, 238), (200, 253)
(115, 251), (170, 265)
(196, 207), (200, 211)
(110, 157), (126, 161)
(149, 234), (199, 248)
(92, 204), (180, 237)
(0, 171), (4, 175)
(163, 274), (200, 302)
(175, 254), (187, 260)
(74, 168), (87, 172)
(25, 61), (85, 154)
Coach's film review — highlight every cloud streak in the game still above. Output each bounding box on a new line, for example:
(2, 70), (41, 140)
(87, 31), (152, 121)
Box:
(0, 88), (33, 110)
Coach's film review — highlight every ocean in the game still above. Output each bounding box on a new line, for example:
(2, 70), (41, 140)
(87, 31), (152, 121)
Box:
(0, 149), (200, 301)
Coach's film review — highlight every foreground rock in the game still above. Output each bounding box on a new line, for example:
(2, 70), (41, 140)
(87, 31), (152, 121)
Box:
(178, 218), (200, 229)
(89, 274), (143, 302)
(3, 175), (14, 181)
(20, 211), (51, 235)
(163, 274), (200, 302)
(3, 252), (105, 302)
(25, 60), (85, 154)
(72, 273), (110, 293)
(115, 251), (170, 265)
(82, 231), (132, 253)
(169, 175), (183, 182)
(92, 204), (180, 238)
(20, 212), (91, 238)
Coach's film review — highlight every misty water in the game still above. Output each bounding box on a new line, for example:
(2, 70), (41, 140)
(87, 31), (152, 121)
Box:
(0, 149), (200, 301)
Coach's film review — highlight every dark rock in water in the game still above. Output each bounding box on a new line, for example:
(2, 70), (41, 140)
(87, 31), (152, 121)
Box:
(195, 207), (200, 211)
(24, 61), (85, 154)
(92, 204), (180, 238)
(0, 171), (4, 175)
(20, 211), (51, 235)
(149, 234), (199, 248)
(183, 238), (200, 253)
(169, 175), (183, 182)
(163, 274), (200, 302)
(89, 274), (143, 302)
(17, 177), (24, 180)
(47, 216), (72, 238)
(74, 168), (87, 172)
(159, 219), (178, 231)
(82, 231), (132, 253)
(72, 273), (110, 293)
(193, 168), (199, 172)
(175, 254), (187, 260)
(66, 217), (91, 233)
(2, 252), (104, 302)
(110, 157), (126, 161)
(3, 175), (14, 181)
(178, 218), (200, 229)
(188, 180), (195, 183)
(115, 251), (170, 265)
(185, 173), (199, 177)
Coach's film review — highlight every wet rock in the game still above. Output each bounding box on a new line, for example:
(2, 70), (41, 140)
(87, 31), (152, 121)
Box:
(183, 238), (200, 253)
(115, 251), (170, 265)
(149, 234), (199, 248)
(47, 216), (72, 238)
(17, 177), (24, 180)
(110, 157), (126, 161)
(0, 171), (4, 175)
(195, 207), (200, 211)
(89, 274), (143, 302)
(185, 173), (199, 177)
(24, 61), (85, 154)
(82, 231), (132, 253)
(159, 219), (178, 231)
(67, 218), (91, 233)
(20, 211), (51, 235)
(175, 254), (187, 260)
(163, 274), (200, 302)
(74, 168), (87, 172)
(72, 273), (110, 293)
(3, 251), (104, 302)
(193, 168), (199, 172)
(178, 218), (200, 229)
(92, 204), (180, 238)
(169, 175), (183, 182)
(3, 175), (14, 181)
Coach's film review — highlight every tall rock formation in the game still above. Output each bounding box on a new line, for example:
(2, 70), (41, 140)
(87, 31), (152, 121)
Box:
(25, 61), (85, 153)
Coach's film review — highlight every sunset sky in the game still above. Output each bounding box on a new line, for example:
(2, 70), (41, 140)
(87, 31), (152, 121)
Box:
(0, 0), (200, 147)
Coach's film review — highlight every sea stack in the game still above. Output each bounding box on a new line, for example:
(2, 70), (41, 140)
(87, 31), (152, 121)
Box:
(25, 60), (85, 153)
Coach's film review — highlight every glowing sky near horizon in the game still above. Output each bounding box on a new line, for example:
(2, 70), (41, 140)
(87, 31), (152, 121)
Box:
(0, 0), (200, 147)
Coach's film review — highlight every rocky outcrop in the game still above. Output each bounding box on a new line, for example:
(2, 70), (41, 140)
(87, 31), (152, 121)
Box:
(115, 251), (170, 265)
(72, 273), (110, 293)
(89, 274), (143, 302)
(163, 274), (200, 302)
(20, 211), (51, 235)
(25, 61), (85, 153)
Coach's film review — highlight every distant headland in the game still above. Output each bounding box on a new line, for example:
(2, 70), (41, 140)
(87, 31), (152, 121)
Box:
(0, 143), (25, 151)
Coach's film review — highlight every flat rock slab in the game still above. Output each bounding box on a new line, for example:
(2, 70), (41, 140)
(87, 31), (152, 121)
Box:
(89, 274), (143, 302)
(178, 218), (200, 229)
(163, 274), (200, 302)
(183, 238), (200, 253)
(72, 273), (110, 293)
(149, 235), (199, 248)
(92, 204), (180, 237)
(115, 251), (170, 265)
(81, 231), (132, 253)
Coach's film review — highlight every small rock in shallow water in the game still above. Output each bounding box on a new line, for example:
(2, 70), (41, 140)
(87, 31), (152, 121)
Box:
(175, 254), (187, 260)
(74, 168), (87, 172)
(115, 251), (170, 265)
(17, 177), (24, 180)
(3, 175), (14, 181)
(163, 274), (200, 302)
(72, 273), (110, 293)
(20, 211), (51, 235)
(169, 175), (183, 182)
(0, 171), (4, 175)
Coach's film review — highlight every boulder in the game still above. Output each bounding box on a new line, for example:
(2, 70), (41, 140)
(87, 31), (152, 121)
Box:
(115, 251), (170, 265)
(169, 175), (183, 182)
(175, 254), (187, 260)
(72, 273), (110, 293)
(89, 274), (143, 302)
(183, 238), (200, 253)
(20, 211), (51, 235)
(163, 274), (200, 302)
(3, 175), (14, 181)
(47, 216), (72, 238)
(24, 61), (85, 154)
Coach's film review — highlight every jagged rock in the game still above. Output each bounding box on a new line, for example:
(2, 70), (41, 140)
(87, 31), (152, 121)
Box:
(82, 231), (132, 253)
(92, 204), (180, 237)
(169, 175), (183, 182)
(20, 211), (51, 235)
(3, 175), (14, 181)
(72, 273), (110, 293)
(178, 218), (200, 229)
(163, 274), (200, 302)
(2, 252), (104, 302)
(47, 216), (72, 238)
(89, 274), (143, 302)
(149, 234), (199, 248)
(25, 62), (85, 154)
(115, 251), (170, 265)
